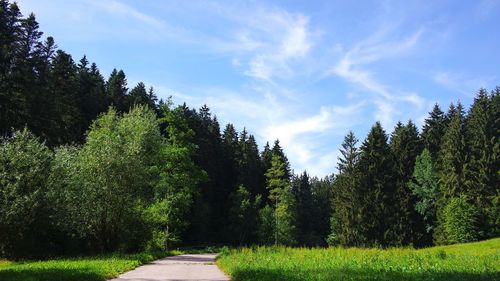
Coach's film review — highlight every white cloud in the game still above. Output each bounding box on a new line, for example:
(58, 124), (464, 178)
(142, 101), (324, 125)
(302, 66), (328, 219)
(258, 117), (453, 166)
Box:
(433, 71), (494, 97)
(329, 27), (426, 128)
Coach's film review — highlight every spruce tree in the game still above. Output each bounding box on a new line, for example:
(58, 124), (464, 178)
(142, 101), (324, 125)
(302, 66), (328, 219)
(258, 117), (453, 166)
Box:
(106, 69), (129, 113)
(464, 89), (499, 238)
(357, 122), (396, 247)
(265, 154), (297, 245)
(331, 131), (361, 246)
(435, 102), (467, 244)
(390, 121), (425, 246)
(421, 104), (446, 160)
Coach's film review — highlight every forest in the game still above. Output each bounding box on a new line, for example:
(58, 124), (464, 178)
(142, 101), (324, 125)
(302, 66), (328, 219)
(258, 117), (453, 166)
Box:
(0, 0), (499, 261)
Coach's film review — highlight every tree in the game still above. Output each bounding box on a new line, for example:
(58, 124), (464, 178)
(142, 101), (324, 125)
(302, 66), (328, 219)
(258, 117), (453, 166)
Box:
(264, 154), (297, 245)
(442, 196), (481, 244)
(0, 129), (52, 258)
(390, 121), (425, 246)
(331, 131), (361, 246)
(356, 122), (396, 247)
(292, 171), (316, 245)
(49, 106), (162, 252)
(228, 185), (261, 245)
(421, 104), (446, 160)
(463, 89), (498, 238)
(106, 69), (129, 113)
(77, 57), (107, 136)
(435, 103), (467, 244)
(149, 101), (205, 250)
(271, 140), (292, 180)
(409, 149), (439, 243)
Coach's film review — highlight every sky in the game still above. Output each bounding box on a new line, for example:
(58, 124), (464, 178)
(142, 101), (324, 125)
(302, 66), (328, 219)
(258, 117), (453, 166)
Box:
(17, 0), (500, 177)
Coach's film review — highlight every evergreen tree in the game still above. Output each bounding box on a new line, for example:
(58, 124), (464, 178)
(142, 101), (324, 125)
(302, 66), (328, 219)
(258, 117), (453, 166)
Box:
(390, 121), (425, 246)
(357, 122), (396, 247)
(228, 185), (261, 245)
(265, 154), (297, 245)
(292, 171), (315, 245)
(435, 103), (467, 244)
(106, 69), (129, 113)
(331, 131), (361, 246)
(463, 89), (499, 238)
(421, 104), (446, 160)
(271, 140), (292, 180)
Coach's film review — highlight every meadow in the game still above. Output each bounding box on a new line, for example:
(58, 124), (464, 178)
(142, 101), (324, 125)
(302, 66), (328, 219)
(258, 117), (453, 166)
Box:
(217, 238), (500, 281)
(0, 252), (172, 281)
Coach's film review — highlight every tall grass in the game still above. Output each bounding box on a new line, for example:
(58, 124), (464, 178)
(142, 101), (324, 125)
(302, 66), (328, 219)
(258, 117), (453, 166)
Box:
(217, 238), (500, 281)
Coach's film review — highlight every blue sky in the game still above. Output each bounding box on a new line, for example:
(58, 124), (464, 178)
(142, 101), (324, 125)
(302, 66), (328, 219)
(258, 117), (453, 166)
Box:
(18, 0), (500, 176)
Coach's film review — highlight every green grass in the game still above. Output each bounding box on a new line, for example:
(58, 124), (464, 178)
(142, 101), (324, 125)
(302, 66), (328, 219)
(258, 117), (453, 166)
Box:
(0, 251), (173, 281)
(217, 238), (500, 281)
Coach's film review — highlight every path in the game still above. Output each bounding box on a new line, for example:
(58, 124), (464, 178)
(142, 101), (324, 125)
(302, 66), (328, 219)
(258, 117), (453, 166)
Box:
(109, 254), (230, 281)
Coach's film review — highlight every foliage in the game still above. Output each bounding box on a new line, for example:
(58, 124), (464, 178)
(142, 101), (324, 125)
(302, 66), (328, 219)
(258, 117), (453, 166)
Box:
(228, 185), (261, 245)
(442, 196), (482, 244)
(0, 129), (52, 258)
(409, 149), (439, 235)
(49, 106), (162, 252)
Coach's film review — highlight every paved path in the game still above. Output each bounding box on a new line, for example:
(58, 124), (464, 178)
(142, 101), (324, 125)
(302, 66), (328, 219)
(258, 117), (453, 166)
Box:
(109, 254), (230, 281)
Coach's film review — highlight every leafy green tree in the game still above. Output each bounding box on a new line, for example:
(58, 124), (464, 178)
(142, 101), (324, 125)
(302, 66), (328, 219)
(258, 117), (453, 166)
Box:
(49, 106), (162, 252)
(148, 101), (205, 250)
(409, 149), (439, 242)
(0, 129), (52, 257)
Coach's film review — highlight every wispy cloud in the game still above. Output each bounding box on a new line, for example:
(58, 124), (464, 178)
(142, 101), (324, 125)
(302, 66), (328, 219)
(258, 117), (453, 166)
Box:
(433, 71), (495, 96)
(329, 27), (425, 128)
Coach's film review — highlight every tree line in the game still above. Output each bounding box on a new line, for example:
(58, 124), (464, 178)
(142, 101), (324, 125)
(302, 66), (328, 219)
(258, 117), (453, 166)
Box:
(0, 0), (498, 259)
(329, 94), (499, 247)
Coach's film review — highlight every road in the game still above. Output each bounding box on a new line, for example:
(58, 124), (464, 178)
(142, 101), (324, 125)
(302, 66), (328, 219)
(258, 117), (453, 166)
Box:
(109, 253), (230, 281)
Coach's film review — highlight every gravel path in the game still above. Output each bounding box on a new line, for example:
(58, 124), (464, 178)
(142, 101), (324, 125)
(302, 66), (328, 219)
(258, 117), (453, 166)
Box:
(109, 254), (230, 281)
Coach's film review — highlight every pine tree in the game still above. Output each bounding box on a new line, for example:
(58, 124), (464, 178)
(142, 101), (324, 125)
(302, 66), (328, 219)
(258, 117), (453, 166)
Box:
(435, 102), (467, 244)
(228, 185), (261, 245)
(106, 69), (129, 113)
(438, 103), (466, 199)
(271, 140), (292, 180)
(357, 122), (396, 247)
(421, 104), (446, 161)
(463, 89), (499, 238)
(292, 171), (315, 245)
(390, 121), (425, 246)
(265, 154), (297, 245)
(331, 131), (361, 246)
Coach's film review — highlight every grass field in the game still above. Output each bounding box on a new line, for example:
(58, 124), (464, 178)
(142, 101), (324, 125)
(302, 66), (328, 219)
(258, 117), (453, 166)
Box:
(217, 238), (500, 281)
(0, 252), (172, 281)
